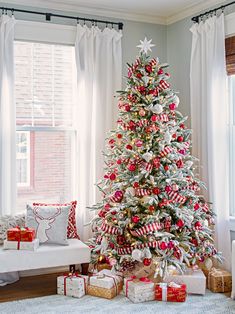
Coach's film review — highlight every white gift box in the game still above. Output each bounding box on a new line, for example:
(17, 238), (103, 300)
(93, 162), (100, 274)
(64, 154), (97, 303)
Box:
(89, 269), (123, 289)
(57, 274), (89, 298)
(124, 277), (155, 303)
(3, 239), (39, 251)
(164, 269), (206, 295)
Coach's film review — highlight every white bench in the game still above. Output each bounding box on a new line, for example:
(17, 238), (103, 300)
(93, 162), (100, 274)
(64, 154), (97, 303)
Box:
(0, 239), (90, 274)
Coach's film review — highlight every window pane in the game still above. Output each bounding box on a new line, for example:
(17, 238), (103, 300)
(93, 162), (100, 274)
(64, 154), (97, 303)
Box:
(16, 131), (74, 211)
(15, 41), (76, 127)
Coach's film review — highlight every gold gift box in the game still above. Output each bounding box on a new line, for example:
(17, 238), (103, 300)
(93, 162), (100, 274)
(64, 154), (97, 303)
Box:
(206, 268), (232, 293)
(88, 281), (123, 299)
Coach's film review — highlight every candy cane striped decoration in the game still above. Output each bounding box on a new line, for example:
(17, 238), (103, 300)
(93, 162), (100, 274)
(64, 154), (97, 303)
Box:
(181, 184), (200, 192)
(159, 80), (170, 90)
(150, 58), (157, 66)
(135, 188), (151, 197)
(100, 222), (122, 235)
(167, 191), (186, 204)
(130, 222), (162, 237)
(117, 241), (159, 255)
(138, 119), (148, 127)
(158, 114), (169, 122)
(144, 162), (153, 172)
(184, 142), (190, 149)
(202, 203), (209, 212)
(159, 146), (173, 158)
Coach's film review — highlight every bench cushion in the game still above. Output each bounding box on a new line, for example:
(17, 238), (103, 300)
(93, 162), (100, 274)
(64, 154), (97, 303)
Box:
(0, 239), (90, 273)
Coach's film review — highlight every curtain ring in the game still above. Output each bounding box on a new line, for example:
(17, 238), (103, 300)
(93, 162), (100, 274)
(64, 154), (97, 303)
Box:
(106, 22), (108, 28)
(76, 17), (79, 24)
(11, 9), (14, 16)
(221, 6), (225, 13)
(111, 23), (114, 28)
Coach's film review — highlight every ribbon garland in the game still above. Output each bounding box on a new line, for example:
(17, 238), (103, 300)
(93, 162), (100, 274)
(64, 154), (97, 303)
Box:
(117, 240), (159, 255)
(130, 221), (162, 237)
(100, 222), (122, 235)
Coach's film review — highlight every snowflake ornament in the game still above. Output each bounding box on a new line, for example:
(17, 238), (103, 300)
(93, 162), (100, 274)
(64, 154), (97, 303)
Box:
(137, 37), (155, 54)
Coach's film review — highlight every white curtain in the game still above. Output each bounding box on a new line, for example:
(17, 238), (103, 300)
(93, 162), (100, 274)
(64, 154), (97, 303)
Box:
(190, 14), (231, 271)
(0, 15), (16, 216)
(0, 15), (19, 286)
(74, 25), (122, 241)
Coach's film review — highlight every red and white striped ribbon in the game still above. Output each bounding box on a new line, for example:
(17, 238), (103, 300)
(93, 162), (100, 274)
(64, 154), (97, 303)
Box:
(135, 188), (151, 197)
(130, 222), (162, 237)
(138, 119), (148, 127)
(202, 203), (209, 212)
(159, 146), (173, 158)
(181, 184), (200, 192)
(100, 222), (122, 235)
(117, 241), (159, 255)
(159, 80), (170, 90)
(158, 114), (169, 122)
(184, 142), (190, 149)
(150, 58), (157, 66)
(167, 191), (186, 204)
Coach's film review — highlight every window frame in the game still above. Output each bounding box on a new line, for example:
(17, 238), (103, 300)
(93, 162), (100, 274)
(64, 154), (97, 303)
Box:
(14, 21), (78, 207)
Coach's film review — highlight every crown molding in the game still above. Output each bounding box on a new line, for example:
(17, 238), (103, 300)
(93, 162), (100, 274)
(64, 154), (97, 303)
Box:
(1, 0), (228, 25)
(3, 0), (167, 25)
(167, 0), (227, 25)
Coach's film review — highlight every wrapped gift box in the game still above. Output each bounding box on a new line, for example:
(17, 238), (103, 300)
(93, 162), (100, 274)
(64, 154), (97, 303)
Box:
(124, 276), (155, 303)
(155, 282), (187, 302)
(88, 269), (123, 299)
(164, 268), (206, 295)
(3, 238), (39, 251)
(207, 268), (232, 293)
(7, 227), (35, 242)
(57, 274), (89, 298)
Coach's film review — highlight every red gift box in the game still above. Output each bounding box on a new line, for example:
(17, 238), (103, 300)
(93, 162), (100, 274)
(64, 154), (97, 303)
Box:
(155, 282), (187, 302)
(7, 227), (36, 242)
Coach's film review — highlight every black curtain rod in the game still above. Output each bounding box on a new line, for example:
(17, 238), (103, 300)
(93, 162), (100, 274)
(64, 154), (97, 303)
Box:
(0, 6), (124, 30)
(192, 1), (235, 23)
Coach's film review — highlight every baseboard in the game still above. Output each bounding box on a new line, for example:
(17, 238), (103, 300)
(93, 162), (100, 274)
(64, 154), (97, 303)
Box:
(20, 266), (69, 277)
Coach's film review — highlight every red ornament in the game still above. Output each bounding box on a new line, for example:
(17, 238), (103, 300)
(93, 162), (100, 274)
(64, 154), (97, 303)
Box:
(178, 149), (186, 155)
(149, 205), (155, 212)
(104, 204), (111, 210)
(176, 219), (184, 228)
(135, 139), (143, 147)
(111, 210), (117, 215)
(195, 221), (202, 230)
(169, 103), (176, 111)
(159, 241), (168, 250)
(177, 136), (184, 142)
(132, 215), (140, 223)
(128, 121), (136, 131)
(168, 241), (174, 249)
(158, 69), (164, 75)
(165, 186), (172, 193)
(180, 123), (185, 129)
(109, 139), (115, 145)
(191, 238), (198, 247)
(152, 187), (161, 195)
(138, 86), (146, 94)
(117, 134), (122, 139)
(194, 203), (200, 211)
(109, 173), (117, 181)
(176, 159), (184, 168)
(151, 115), (158, 122)
(145, 65), (152, 73)
(126, 144), (133, 150)
(109, 242), (115, 249)
(128, 164), (136, 172)
(136, 72), (142, 79)
(125, 104), (131, 112)
(117, 235), (125, 245)
(172, 133), (177, 139)
(164, 165), (169, 171)
(133, 182), (139, 188)
(117, 159), (122, 165)
(143, 258), (152, 266)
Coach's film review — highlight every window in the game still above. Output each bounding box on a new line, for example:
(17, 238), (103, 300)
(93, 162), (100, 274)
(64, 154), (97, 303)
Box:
(15, 41), (77, 211)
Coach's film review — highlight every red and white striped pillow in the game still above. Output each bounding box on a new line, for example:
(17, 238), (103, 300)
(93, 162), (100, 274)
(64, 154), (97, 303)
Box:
(33, 200), (79, 239)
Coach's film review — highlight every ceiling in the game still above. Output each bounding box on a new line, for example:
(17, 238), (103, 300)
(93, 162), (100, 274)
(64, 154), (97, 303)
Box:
(5, 0), (227, 24)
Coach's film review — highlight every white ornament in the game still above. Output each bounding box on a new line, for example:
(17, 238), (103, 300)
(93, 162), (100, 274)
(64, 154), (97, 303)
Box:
(125, 187), (135, 197)
(204, 258), (213, 270)
(143, 247), (152, 259)
(132, 249), (143, 262)
(152, 104), (163, 114)
(164, 131), (172, 144)
(185, 161), (193, 168)
(143, 152), (153, 162)
(137, 37), (155, 54)
(173, 95), (180, 106)
(141, 195), (152, 205)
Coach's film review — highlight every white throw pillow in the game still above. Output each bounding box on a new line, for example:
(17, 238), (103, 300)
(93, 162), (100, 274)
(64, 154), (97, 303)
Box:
(0, 214), (25, 245)
(26, 204), (70, 245)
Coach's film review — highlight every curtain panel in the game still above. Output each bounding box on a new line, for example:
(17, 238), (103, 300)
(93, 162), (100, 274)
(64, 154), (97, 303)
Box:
(190, 14), (231, 270)
(74, 25), (122, 241)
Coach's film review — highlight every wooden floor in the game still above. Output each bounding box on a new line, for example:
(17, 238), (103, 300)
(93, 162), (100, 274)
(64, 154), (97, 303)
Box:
(0, 273), (60, 303)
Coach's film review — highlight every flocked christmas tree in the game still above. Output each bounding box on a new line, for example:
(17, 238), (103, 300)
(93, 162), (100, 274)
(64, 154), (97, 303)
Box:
(87, 38), (222, 277)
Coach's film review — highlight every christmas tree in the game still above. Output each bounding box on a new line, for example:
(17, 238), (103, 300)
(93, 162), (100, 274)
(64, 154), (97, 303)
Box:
(88, 38), (222, 277)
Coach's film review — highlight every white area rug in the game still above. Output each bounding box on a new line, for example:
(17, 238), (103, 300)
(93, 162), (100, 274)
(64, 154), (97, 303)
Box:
(0, 291), (235, 314)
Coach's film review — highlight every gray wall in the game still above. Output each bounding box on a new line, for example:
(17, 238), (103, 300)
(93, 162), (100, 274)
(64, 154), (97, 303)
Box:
(0, 2), (167, 87)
